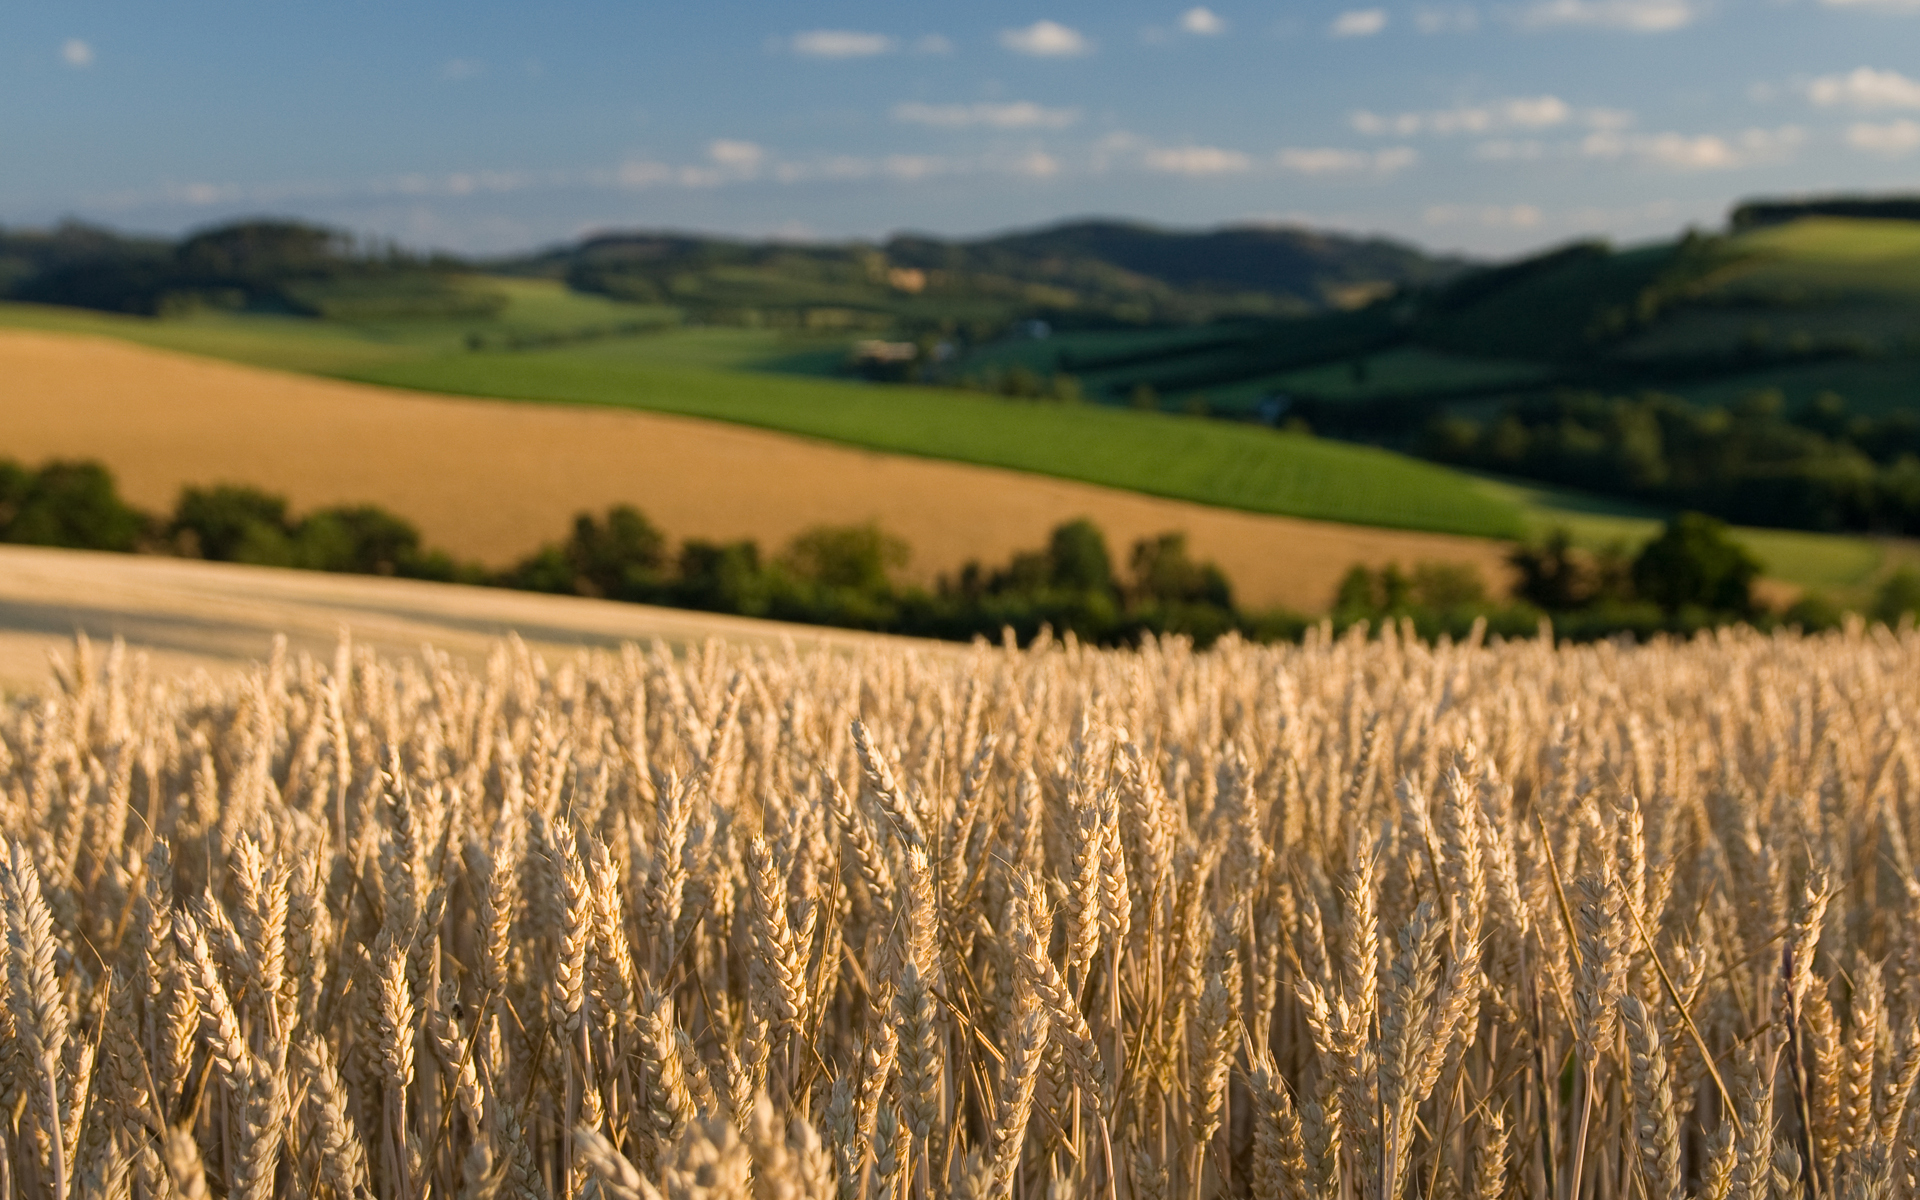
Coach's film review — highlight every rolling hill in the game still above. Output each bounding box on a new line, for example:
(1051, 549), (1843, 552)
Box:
(997, 204), (1920, 418)
(0, 327), (1527, 612)
(8, 203), (1920, 595)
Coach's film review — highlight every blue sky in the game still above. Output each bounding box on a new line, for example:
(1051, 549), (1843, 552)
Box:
(5, 1), (1920, 258)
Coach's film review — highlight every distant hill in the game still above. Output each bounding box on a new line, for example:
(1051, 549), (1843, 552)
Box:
(971, 201), (1920, 537)
(0, 223), (170, 303)
(0, 218), (493, 319)
(507, 218), (1471, 333)
(1027, 208), (1920, 414)
(885, 219), (1463, 306)
(0, 214), (1471, 335)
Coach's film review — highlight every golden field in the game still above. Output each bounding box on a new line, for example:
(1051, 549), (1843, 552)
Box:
(0, 545), (919, 692)
(1, 622), (1916, 1199)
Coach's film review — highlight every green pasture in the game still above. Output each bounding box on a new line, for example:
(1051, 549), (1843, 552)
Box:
(1719, 218), (1920, 301)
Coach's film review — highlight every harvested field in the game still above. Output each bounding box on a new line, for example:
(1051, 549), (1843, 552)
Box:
(0, 330), (1514, 611)
(0, 544), (912, 691)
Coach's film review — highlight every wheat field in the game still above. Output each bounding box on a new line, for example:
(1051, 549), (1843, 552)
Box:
(4, 621), (1919, 1200)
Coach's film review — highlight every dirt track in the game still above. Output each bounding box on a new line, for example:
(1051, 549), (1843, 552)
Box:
(0, 329), (1515, 610)
(0, 545), (917, 691)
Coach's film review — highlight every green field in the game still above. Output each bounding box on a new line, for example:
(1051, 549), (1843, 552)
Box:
(1718, 218), (1920, 299)
(0, 294), (1528, 540)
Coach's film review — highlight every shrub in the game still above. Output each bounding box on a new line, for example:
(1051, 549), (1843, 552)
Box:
(1631, 511), (1760, 616)
(1875, 566), (1920, 625)
(1783, 589), (1846, 631)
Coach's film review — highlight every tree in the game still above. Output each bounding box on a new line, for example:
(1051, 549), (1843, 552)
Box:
(1045, 519), (1115, 595)
(1509, 529), (1587, 611)
(676, 540), (769, 615)
(1334, 565), (1376, 617)
(1631, 512), (1760, 616)
(569, 506), (668, 599)
(781, 524), (907, 595)
(294, 505), (427, 576)
(1129, 532), (1232, 609)
(171, 484), (292, 562)
(1412, 562), (1486, 610)
(506, 505), (666, 599)
(1, 461), (148, 552)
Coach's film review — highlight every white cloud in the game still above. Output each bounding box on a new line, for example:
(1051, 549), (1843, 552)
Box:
(439, 58), (484, 81)
(1520, 0), (1698, 31)
(773, 156), (876, 183)
(1181, 7), (1228, 34)
(1013, 150), (1062, 177)
(1330, 9), (1390, 35)
(1372, 146), (1420, 172)
(708, 140), (765, 171)
(626, 145), (1072, 189)
(1581, 125), (1802, 168)
(1848, 119), (1920, 153)
(1352, 95), (1577, 136)
(175, 182), (237, 205)
(1423, 204), (1545, 228)
(1000, 20), (1091, 56)
(1808, 67), (1920, 110)
(883, 155), (951, 180)
(791, 30), (895, 58)
(62, 38), (93, 67)
(892, 101), (1081, 129)
(1144, 145), (1253, 174)
(1278, 146), (1418, 173)
(1415, 5), (1480, 31)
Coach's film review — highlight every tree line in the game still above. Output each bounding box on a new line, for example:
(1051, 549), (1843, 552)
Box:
(4, 456), (1916, 644)
(1423, 388), (1920, 535)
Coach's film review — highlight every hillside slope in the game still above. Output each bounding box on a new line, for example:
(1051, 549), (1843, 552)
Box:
(0, 329), (1521, 611)
(1033, 215), (1920, 417)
